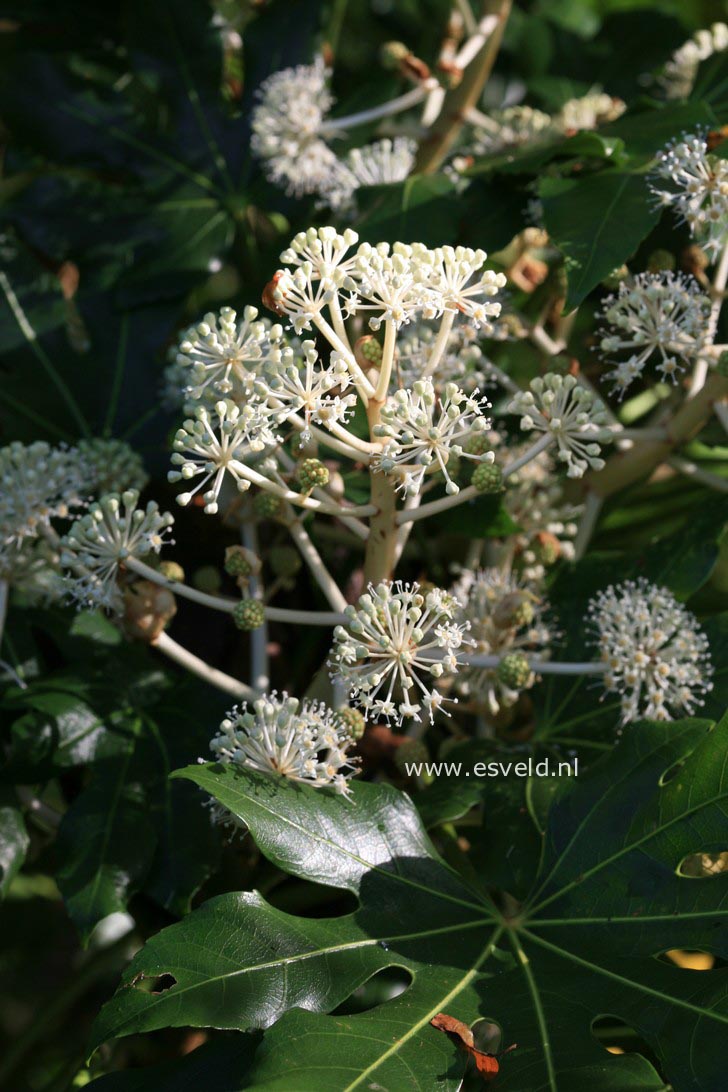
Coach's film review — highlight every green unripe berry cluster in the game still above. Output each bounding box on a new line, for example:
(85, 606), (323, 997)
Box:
(472, 462), (504, 494)
(297, 458), (329, 493)
(254, 492), (282, 519)
(359, 336), (383, 365)
(334, 706), (367, 741)
(225, 546), (254, 579)
(233, 598), (265, 631)
(497, 652), (532, 690)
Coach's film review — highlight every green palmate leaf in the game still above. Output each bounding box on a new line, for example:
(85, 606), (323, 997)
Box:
(354, 175), (460, 247)
(540, 170), (660, 310)
(93, 716), (728, 1090)
(0, 790), (29, 898)
(55, 723), (157, 944)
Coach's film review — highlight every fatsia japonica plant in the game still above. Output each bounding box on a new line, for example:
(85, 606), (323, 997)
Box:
(2, 1), (728, 1091)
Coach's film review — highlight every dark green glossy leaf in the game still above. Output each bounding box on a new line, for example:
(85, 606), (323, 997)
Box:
(93, 718), (728, 1088)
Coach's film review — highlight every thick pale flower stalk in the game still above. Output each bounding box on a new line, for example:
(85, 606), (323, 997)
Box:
(363, 396), (401, 583)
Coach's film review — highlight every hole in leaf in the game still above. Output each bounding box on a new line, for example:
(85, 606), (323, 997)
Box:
(591, 1015), (647, 1056)
(331, 967), (412, 1015)
(659, 758), (686, 786)
(678, 851), (728, 877)
(131, 972), (177, 994)
(471, 1019), (505, 1054)
(659, 950), (715, 971)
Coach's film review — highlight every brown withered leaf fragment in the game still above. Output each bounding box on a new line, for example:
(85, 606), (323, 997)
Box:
(430, 1014), (516, 1081)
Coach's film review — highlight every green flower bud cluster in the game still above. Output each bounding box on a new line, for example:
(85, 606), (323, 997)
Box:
(472, 463), (504, 494)
(497, 652), (532, 690)
(233, 598), (265, 631)
(297, 458), (329, 493)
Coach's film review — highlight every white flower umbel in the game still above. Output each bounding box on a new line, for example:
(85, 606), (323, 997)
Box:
(373, 379), (492, 496)
(270, 228), (361, 336)
(169, 400), (287, 514)
(509, 373), (613, 478)
(587, 577), (713, 724)
(209, 692), (359, 796)
(322, 138), (416, 213)
(661, 23), (728, 100)
(279, 226), (360, 287)
(265, 339), (356, 437)
(452, 568), (552, 715)
(597, 271), (710, 396)
(428, 245), (506, 330)
(650, 133), (728, 258)
(250, 58), (340, 197)
(471, 106), (555, 156)
(0, 441), (88, 554)
(350, 242), (437, 329)
(557, 92), (625, 132)
(394, 321), (495, 395)
(61, 490), (174, 611)
(176, 306), (283, 404)
(330, 581), (471, 725)
(78, 438), (149, 495)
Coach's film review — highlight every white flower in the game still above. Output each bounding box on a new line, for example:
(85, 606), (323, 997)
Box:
(250, 58), (340, 197)
(597, 271), (710, 396)
(393, 320), (496, 395)
(556, 92), (625, 132)
(169, 400), (287, 514)
(0, 441), (88, 555)
(60, 490), (174, 611)
(78, 438), (149, 495)
(508, 373), (613, 478)
(279, 226), (360, 286)
(650, 133), (728, 257)
(330, 581), (471, 725)
(321, 137), (417, 212)
(209, 692), (359, 797)
(452, 568), (553, 715)
(269, 228), (360, 335)
(471, 106), (555, 156)
(350, 242), (437, 329)
(372, 378), (492, 495)
(427, 245), (506, 329)
(176, 306), (283, 404)
(661, 23), (728, 100)
(265, 339), (356, 438)
(587, 578), (712, 724)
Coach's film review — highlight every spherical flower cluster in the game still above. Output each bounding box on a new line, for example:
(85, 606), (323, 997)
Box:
(393, 321), (495, 395)
(557, 92), (625, 132)
(596, 271), (710, 396)
(60, 490), (174, 612)
(209, 692), (359, 796)
(0, 538), (65, 604)
(508, 373), (613, 478)
(587, 578), (713, 724)
(175, 306), (283, 405)
(660, 23), (728, 100)
(0, 441), (88, 558)
(169, 400), (287, 514)
(372, 379), (492, 496)
(321, 137), (416, 213)
(452, 568), (552, 715)
(330, 581), (471, 725)
(264, 339), (355, 438)
(78, 438), (149, 495)
(270, 231), (505, 337)
(250, 58), (340, 197)
(650, 133), (728, 257)
(471, 106), (555, 156)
